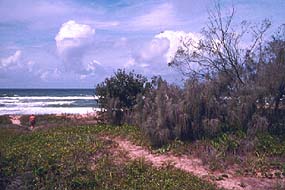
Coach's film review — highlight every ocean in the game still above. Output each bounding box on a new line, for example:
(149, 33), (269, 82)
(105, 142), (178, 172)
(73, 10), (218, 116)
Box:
(0, 89), (99, 115)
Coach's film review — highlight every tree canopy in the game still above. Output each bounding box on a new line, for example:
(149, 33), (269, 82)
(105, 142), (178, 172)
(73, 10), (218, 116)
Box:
(95, 69), (150, 125)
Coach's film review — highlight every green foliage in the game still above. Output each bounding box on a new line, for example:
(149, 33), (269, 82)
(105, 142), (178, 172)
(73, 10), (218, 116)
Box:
(95, 69), (150, 125)
(131, 78), (193, 147)
(0, 126), (100, 189)
(90, 158), (217, 190)
(211, 132), (245, 156)
(131, 77), (237, 147)
(0, 115), (12, 125)
(256, 134), (285, 156)
(130, 4), (284, 147)
(117, 160), (217, 190)
(0, 125), (218, 190)
(95, 69), (149, 109)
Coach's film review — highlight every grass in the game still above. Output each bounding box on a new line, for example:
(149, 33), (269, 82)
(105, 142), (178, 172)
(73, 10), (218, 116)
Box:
(0, 124), (218, 190)
(147, 130), (285, 178)
(0, 115), (12, 125)
(20, 114), (75, 126)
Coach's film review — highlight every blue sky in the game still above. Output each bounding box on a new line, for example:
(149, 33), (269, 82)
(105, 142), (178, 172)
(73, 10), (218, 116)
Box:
(0, 0), (284, 88)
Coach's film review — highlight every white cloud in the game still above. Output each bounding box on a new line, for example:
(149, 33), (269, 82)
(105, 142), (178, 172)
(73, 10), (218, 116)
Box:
(124, 57), (136, 68)
(38, 71), (49, 81)
(55, 20), (95, 55)
(0, 0), (106, 30)
(140, 63), (149, 68)
(80, 74), (87, 80)
(0, 50), (22, 69)
(81, 59), (106, 76)
(55, 20), (96, 73)
(129, 3), (178, 30)
(38, 68), (61, 81)
(85, 59), (102, 72)
(155, 30), (201, 63)
(79, 59), (107, 81)
(27, 60), (35, 66)
(26, 60), (35, 72)
(127, 30), (201, 83)
(113, 37), (128, 48)
(139, 38), (170, 61)
(83, 20), (120, 29)
(134, 30), (201, 64)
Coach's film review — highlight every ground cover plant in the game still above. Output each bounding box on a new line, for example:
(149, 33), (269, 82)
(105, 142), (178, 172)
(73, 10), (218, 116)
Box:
(0, 124), (219, 190)
(94, 2), (285, 182)
(149, 130), (285, 180)
(20, 114), (76, 126)
(0, 115), (12, 125)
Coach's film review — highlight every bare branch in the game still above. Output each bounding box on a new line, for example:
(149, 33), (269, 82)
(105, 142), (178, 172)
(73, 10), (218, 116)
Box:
(169, 1), (270, 87)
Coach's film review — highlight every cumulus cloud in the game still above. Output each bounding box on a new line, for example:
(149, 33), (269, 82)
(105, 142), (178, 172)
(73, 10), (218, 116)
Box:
(37, 68), (61, 81)
(55, 20), (95, 54)
(85, 59), (101, 73)
(124, 57), (136, 68)
(134, 30), (200, 65)
(127, 30), (201, 83)
(79, 59), (107, 81)
(139, 38), (170, 62)
(0, 50), (22, 69)
(55, 20), (95, 73)
(155, 30), (201, 63)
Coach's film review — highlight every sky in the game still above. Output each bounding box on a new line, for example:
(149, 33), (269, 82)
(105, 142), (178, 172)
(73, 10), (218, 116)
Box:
(0, 0), (284, 88)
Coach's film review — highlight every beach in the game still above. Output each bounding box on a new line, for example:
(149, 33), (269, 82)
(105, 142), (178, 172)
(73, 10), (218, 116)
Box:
(0, 89), (98, 115)
(1, 112), (100, 130)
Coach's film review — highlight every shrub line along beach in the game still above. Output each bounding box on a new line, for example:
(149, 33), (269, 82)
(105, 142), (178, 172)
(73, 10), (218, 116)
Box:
(0, 112), (284, 190)
(1, 2), (285, 190)
(0, 114), (219, 190)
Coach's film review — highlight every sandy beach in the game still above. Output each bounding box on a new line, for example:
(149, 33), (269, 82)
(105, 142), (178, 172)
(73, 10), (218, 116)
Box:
(0, 112), (100, 130)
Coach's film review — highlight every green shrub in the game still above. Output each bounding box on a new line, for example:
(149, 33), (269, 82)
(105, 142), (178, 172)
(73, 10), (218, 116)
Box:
(95, 69), (150, 125)
(257, 134), (285, 156)
(0, 125), (218, 190)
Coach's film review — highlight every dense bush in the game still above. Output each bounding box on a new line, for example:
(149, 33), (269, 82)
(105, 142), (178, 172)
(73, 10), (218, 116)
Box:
(96, 58), (284, 147)
(131, 78), (226, 147)
(95, 5), (285, 148)
(131, 78), (189, 147)
(95, 69), (151, 125)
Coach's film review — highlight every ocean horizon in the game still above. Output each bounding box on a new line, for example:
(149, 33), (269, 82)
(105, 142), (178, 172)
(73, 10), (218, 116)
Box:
(0, 89), (99, 115)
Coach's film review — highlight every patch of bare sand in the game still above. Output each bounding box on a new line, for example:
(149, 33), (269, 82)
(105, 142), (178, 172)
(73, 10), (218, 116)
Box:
(55, 112), (98, 119)
(9, 115), (21, 125)
(113, 137), (285, 190)
(55, 112), (99, 125)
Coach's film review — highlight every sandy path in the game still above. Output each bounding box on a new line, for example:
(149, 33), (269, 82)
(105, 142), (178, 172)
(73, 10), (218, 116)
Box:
(9, 115), (22, 125)
(113, 138), (285, 190)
